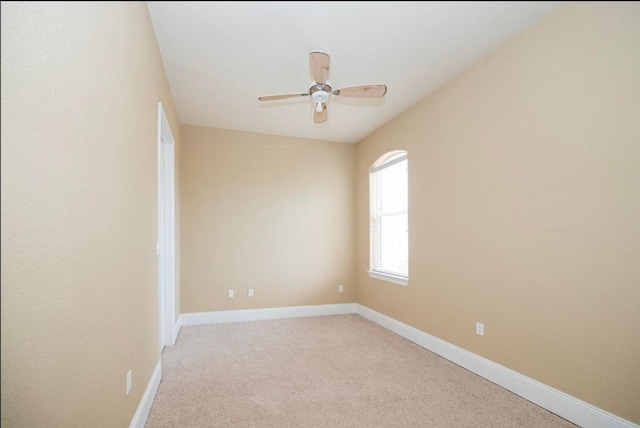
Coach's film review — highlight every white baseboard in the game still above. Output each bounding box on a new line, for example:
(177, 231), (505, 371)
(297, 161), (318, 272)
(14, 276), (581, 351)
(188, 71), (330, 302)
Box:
(129, 361), (161, 428)
(356, 304), (638, 428)
(179, 303), (357, 327)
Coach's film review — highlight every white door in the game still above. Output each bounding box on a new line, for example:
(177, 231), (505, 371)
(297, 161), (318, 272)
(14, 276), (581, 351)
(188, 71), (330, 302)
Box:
(158, 102), (176, 352)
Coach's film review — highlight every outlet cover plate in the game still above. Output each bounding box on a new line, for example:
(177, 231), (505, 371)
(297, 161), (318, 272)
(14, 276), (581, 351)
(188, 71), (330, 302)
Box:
(126, 370), (132, 395)
(476, 322), (484, 336)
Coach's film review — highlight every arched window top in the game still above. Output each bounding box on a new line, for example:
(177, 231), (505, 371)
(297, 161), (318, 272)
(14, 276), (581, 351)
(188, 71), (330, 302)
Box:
(370, 150), (407, 173)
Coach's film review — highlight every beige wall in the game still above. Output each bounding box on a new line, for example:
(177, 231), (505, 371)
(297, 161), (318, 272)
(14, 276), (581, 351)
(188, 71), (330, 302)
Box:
(180, 126), (356, 312)
(1, 2), (180, 427)
(356, 2), (640, 423)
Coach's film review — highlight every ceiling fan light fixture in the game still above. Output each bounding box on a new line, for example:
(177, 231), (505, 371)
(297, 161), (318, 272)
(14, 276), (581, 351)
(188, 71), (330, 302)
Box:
(311, 90), (329, 106)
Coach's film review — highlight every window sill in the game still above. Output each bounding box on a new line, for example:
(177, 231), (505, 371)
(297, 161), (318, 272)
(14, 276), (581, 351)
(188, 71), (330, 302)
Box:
(367, 270), (409, 286)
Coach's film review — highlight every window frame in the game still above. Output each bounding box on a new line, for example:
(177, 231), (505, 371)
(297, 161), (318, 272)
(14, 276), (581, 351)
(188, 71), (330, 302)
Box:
(368, 151), (409, 286)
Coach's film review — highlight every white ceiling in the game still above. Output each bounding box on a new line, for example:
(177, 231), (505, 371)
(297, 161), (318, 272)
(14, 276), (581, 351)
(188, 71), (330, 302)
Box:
(147, 1), (560, 144)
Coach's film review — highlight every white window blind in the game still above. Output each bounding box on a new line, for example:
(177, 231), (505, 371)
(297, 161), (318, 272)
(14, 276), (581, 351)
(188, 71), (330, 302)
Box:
(370, 152), (408, 283)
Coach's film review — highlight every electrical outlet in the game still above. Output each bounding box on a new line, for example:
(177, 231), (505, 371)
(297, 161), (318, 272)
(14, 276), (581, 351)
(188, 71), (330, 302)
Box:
(126, 370), (132, 395)
(228, 289), (234, 298)
(338, 284), (344, 293)
(476, 322), (484, 336)
(248, 288), (254, 297)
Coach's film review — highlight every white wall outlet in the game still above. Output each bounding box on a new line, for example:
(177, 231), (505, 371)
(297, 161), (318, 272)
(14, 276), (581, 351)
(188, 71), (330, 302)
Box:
(248, 288), (254, 297)
(228, 289), (234, 298)
(338, 284), (344, 293)
(476, 322), (484, 336)
(126, 370), (132, 395)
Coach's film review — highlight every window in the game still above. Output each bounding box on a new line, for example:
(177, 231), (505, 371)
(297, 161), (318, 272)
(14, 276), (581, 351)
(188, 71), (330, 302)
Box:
(369, 151), (408, 286)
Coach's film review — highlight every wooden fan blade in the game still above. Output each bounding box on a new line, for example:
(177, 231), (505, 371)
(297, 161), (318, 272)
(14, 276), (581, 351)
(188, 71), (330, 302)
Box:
(313, 102), (328, 123)
(332, 84), (387, 98)
(258, 93), (308, 101)
(310, 51), (330, 84)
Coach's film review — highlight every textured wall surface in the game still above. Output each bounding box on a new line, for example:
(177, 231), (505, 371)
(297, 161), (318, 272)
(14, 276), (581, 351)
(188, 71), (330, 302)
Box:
(180, 126), (356, 313)
(356, 2), (640, 423)
(1, 3), (180, 426)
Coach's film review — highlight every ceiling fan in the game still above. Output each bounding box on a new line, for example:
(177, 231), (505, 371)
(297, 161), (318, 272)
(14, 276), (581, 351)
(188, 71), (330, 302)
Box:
(258, 51), (387, 124)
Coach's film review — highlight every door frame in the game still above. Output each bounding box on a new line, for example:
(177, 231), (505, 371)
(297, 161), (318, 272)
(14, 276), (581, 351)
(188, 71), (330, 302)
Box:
(157, 102), (176, 352)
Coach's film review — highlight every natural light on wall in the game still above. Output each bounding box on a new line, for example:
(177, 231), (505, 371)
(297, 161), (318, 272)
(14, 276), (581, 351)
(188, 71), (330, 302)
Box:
(369, 151), (409, 286)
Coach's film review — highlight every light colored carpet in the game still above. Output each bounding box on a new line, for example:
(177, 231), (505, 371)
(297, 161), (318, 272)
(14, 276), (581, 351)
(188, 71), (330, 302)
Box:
(145, 314), (576, 427)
